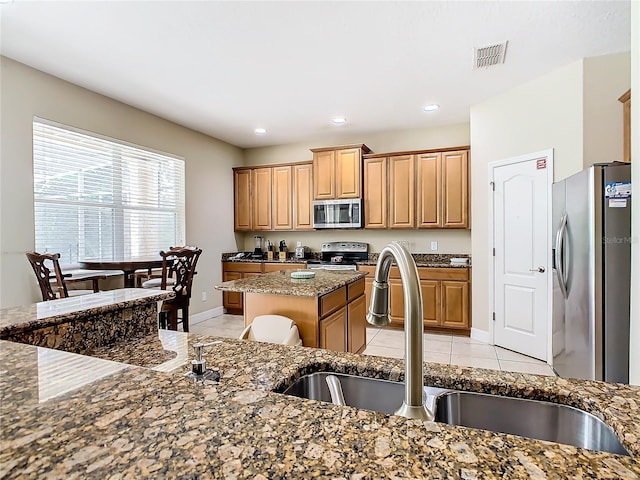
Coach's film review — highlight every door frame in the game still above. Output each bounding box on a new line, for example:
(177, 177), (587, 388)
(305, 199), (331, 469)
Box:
(488, 149), (554, 364)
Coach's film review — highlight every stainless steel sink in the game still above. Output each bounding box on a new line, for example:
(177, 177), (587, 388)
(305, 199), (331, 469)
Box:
(435, 391), (629, 455)
(281, 372), (448, 415)
(280, 372), (629, 456)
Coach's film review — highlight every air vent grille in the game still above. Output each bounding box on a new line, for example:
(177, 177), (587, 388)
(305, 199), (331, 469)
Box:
(474, 41), (508, 69)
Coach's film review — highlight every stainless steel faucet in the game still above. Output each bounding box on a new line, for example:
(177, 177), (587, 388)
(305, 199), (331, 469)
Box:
(366, 242), (434, 421)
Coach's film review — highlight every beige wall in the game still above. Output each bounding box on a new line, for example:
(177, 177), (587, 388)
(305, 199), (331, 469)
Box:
(469, 60), (585, 333)
(242, 123), (471, 254)
(629, 2), (639, 386)
(583, 52), (631, 168)
(0, 56), (244, 312)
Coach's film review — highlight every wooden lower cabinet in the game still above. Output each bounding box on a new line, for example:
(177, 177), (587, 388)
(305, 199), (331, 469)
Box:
(240, 277), (366, 353)
(320, 306), (347, 352)
(441, 281), (469, 329)
(347, 294), (367, 354)
(222, 271), (243, 312)
(360, 265), (470, 333)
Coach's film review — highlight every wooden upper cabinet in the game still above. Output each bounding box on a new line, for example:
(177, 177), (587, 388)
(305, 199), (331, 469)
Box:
(335, 148), (362, 198)
(293, 163), (313, 230)
(389, 155), (415, 228)
(618, 89), (631, 163)
(364, 157), (387, 229)
(252, 167), (272, 230)
(311, 144), (370, 200)
(272, 165), (293, 230)
(417, 153), (442, 228)
(234, 169), (252, 231)
(313, 150), (336, 199)
(442, 150), (469, 228)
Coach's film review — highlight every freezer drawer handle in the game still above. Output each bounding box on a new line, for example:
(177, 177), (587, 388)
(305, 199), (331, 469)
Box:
(529, 267), (546, 273)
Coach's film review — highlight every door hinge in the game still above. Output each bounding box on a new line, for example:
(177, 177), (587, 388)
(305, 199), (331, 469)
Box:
(492, 312), (496, 321)
(492, 247), (495, 256)
(490, 181), (495, 191)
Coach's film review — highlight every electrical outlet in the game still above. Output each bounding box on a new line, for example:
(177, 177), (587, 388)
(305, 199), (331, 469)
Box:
(430, 241), (438, 251)
(201, 291), (207, 302)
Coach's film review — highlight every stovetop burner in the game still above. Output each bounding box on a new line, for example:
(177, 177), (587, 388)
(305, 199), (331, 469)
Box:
(306, 242), (368, 267)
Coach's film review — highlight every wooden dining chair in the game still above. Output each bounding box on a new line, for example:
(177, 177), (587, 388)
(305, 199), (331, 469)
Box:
(149, 246), (202, 332)
(25, 251), (105, 301)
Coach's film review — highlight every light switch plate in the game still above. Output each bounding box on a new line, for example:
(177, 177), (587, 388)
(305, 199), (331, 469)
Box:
(201, 291), (207, 302)
(430, 241), (438, 251)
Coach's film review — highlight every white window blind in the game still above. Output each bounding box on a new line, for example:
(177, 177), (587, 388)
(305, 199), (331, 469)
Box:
(33, 119), (185, 266)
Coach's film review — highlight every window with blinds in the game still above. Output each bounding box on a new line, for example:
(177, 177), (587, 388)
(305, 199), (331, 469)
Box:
(33, 119), (186, 266)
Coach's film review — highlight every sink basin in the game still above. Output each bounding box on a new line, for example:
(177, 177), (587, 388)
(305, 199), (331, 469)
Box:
(281, 372), (448, 415)
(435, 391), (629, 456)
(281, 372), (629, 456)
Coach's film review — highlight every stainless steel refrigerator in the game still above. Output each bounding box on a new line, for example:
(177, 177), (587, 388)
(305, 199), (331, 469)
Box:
(552, 163), (631, 383)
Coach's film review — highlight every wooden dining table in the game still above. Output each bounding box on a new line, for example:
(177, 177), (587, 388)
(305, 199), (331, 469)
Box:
(78, 257), (165, 288)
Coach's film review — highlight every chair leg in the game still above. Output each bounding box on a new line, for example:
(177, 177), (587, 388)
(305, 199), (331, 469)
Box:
(168, 309), (178, 331)
(159, 310), (168, 329)
(182, 305), (189, 332)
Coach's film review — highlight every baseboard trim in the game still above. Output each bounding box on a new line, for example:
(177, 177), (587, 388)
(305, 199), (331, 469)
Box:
(471, 328), (491, 344)
(190, 306), (225, 325)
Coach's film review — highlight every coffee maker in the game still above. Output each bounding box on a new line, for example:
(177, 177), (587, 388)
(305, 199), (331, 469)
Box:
(252, 236), (264, 259)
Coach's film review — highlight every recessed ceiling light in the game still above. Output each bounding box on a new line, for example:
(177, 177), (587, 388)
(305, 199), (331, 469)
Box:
(423, 104), (440, 112)
(254, 128), (267, 135)
(331, 117), (347, 125)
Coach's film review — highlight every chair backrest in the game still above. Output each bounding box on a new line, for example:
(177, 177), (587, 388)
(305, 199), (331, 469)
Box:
(25, 251), (68, 301)
(160, 246), (202, 297)
(248, 315), (300, 345)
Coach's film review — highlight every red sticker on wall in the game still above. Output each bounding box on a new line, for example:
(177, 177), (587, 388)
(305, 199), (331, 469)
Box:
(536, 159), (547, 169)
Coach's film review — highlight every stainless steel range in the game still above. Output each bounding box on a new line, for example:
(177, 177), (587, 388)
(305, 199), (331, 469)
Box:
(306, 242), (368, 271)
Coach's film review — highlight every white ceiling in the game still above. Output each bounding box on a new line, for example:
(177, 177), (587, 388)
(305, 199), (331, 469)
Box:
(0, 1), (631, 149)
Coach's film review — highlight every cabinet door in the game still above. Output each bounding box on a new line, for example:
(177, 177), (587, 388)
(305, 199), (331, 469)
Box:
(364, 157), (387, 229)
(313, 150), (335, 199)
(442, 150), (469, 228)
(272, 165), (293, 230)
(347, 294), (367, 354)
(252, 168), (272, 230)
(421, 280), (441, 327)
(293, 163), (313, 230)
(262, 263), (301, 273)
(222, 271), (243, 311)
(234, 169), (252, 231)
(320, 306), (347, 352)
(441, 281), (469, 329)
(389, 277), (405, 328)
(388, 155), (415, 228)
(335, 148), (361, 199)
(417, 153), (442, 228)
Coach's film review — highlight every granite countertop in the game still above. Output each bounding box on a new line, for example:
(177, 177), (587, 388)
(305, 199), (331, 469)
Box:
(215, 269), (367, 297)
(221, 252), (472, 268)
(1, 331), (639, 479)
(0, 289), (174, 336)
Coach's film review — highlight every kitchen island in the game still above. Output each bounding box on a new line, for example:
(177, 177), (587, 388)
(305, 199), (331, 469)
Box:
(1, 327), (639, 479)
(0, 288), (174, 353)
(216, 269), (368, 353)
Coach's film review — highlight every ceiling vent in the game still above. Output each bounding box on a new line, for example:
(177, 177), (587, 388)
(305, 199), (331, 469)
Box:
(473, 41), (508, 69)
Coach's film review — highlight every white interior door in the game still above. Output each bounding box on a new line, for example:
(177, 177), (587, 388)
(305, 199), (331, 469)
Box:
(491, 151), (552, 361)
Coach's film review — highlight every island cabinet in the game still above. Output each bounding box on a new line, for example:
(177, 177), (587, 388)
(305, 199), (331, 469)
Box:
(233, 162), (313, 232)
(360, 265), (470, 334)
(363, 147), (470, 230)
(225, 272), (367, 354)
(222, 262), (303, 314)
(311, 144), (371, 200)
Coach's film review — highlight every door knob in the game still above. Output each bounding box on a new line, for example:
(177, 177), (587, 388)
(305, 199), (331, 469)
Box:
(529, 267), (545, 273)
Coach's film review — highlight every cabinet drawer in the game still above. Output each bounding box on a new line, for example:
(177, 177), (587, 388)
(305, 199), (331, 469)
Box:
(223, 262), (263, 274)
(320, 286), (347, 317)
(418, 267), (468, 281)
(347, 278), (365, 302)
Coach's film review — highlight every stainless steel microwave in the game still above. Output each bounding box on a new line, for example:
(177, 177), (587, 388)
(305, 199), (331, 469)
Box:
(312, 198), (363, 229)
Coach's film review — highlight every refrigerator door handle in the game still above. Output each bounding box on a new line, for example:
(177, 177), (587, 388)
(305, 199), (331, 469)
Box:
(554, 213), (568, 299)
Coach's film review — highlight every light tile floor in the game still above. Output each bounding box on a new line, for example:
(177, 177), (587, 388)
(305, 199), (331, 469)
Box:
(191, 314), (555, 376)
